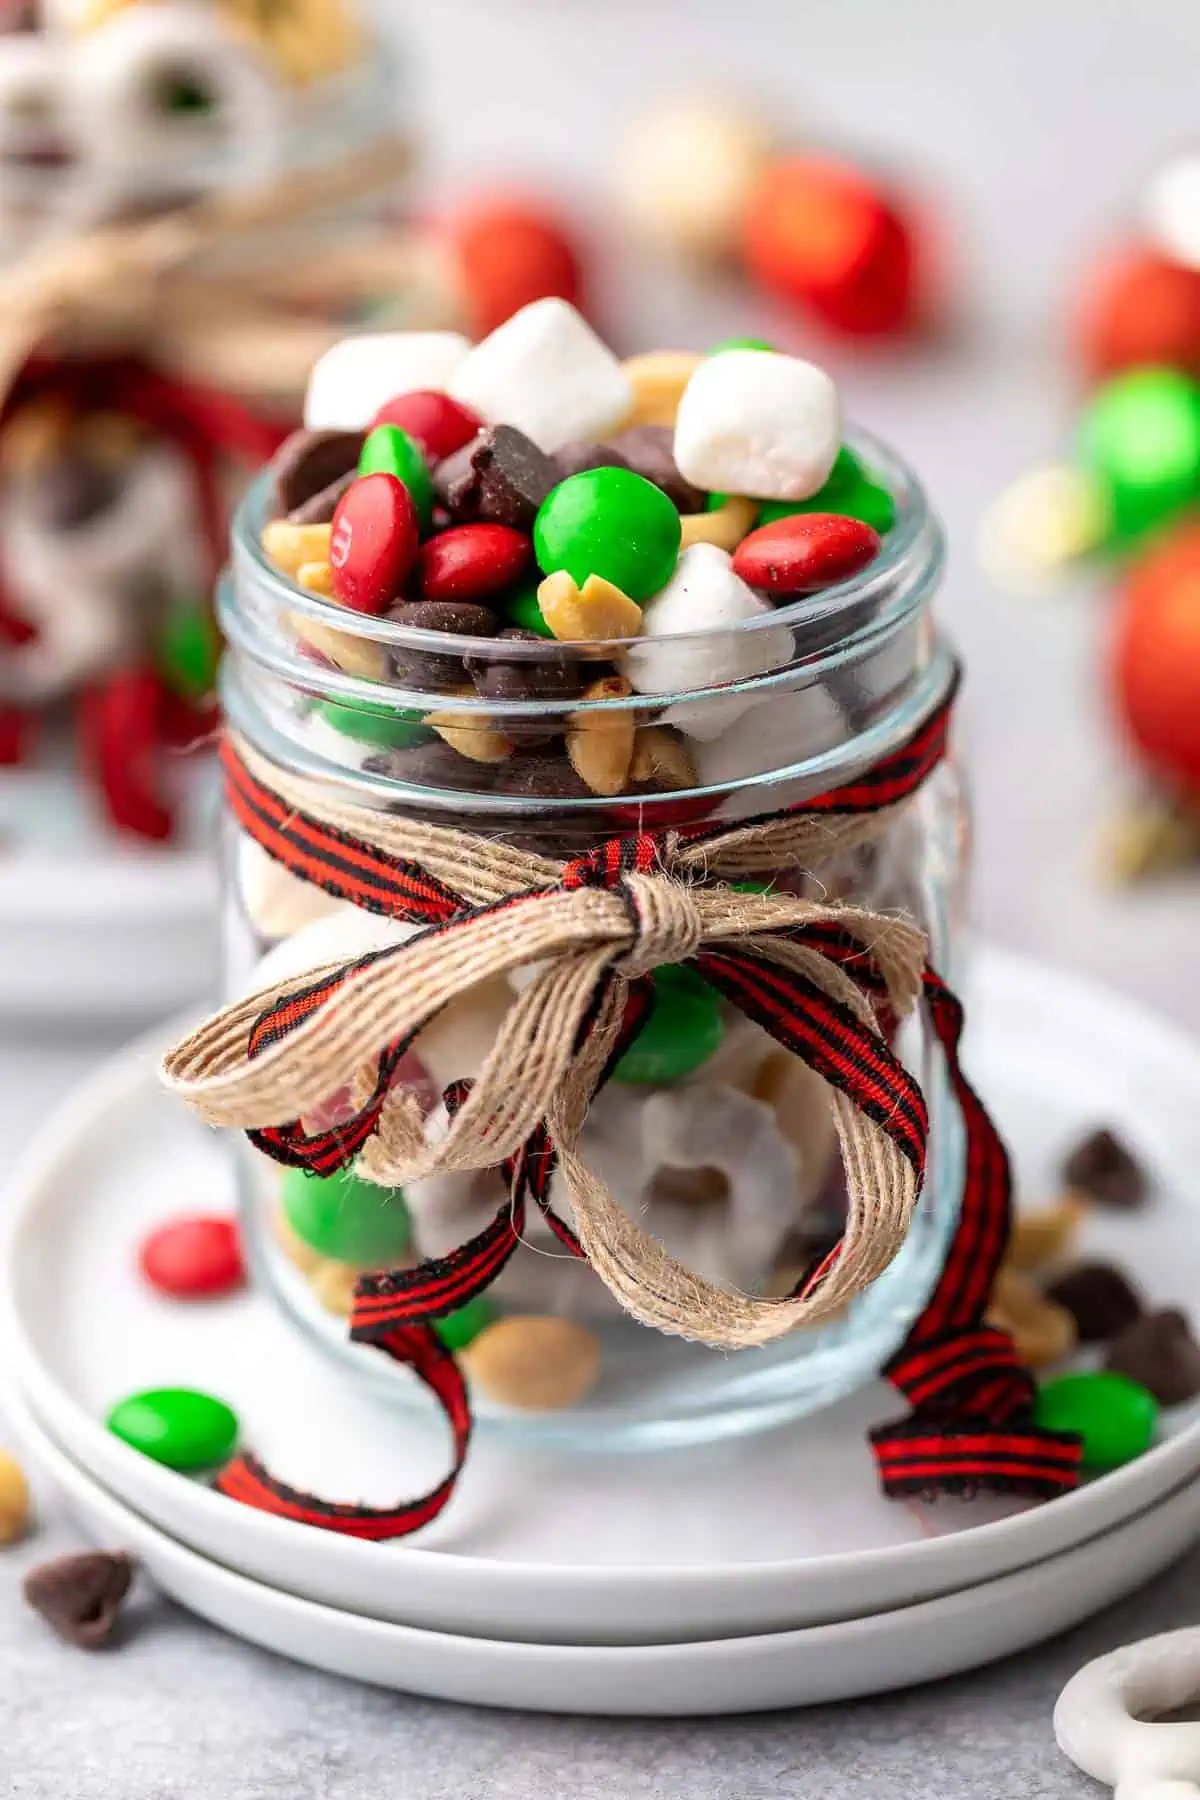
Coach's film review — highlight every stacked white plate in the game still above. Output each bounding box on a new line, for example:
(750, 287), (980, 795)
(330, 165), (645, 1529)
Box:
(4, 947), (1200, 1714)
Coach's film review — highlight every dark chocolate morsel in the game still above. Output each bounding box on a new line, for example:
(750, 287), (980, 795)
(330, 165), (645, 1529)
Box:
(553, 440), (631, 481)
(435, 425), (561, 530)
(606, 423), (706, 513)
(287, 469), (355, 525)
(1061, 1127), (1148, 1209)
(24, 1551), (134, 1650)
(466, 627), (586, 704)
(1106, 1308), (1200, 1405)
(1045, 1261), (1144, 1343)
(271, 428), (364, 516)
(504, 751), (594, 801)
(386, 600), (500, 689)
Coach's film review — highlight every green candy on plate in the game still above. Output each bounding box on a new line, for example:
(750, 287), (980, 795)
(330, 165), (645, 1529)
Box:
(1033, 1369), (1157, 1470)
(107, 1387), (238, 1471)
(1077, 366), (1200, 546)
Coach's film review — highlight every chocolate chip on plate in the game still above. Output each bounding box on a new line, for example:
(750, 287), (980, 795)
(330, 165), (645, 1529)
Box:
(270, 428), (364, 516)
(553, 440), (632, 481)
(24, 1551), (134, 1650)
(435, 425), (561, 531)
(1061, 1127), (1148, 1209)
(287, 468), (355, 525)
(1107, 1308), (1200, 1405)
(607, 423), (706, 513)
(466, 627), (586, 704)
(387, 600), (500, 688)
(1045, 1261), (1144, 1342)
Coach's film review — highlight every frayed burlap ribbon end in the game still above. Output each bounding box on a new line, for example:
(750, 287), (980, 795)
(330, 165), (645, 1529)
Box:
(162, 741), (933, 1351)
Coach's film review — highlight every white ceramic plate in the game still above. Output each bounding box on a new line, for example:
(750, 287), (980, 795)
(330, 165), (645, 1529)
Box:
(5, 947), (1200, 1646)
(12, 1385), (1200, 1715)
(0, 762), (218, 1019)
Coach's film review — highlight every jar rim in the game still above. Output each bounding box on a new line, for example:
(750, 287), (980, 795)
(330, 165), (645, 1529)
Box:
(226, 424), (945, 721)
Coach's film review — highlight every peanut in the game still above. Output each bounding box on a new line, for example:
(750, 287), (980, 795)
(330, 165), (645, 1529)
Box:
(679, 495), (759, 553)
(288, 608), (388, 681)
(462, 1315), (601, 1410)
(427, 687), (515, 764)
(628, 725), (696, 790)
(986, 1268), (1077, 1369)
(262, 519), (334, 577)
(620, 351), (703, 428)
(537, 571), (643, 642)
(1007, 1196), (1088, 1273)
(0, 1449), (30, 1545)
(567, 673), (636, 795)
(309, 1259), (359, 1318)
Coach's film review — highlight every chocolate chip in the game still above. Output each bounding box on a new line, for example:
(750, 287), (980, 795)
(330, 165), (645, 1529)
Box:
(553, 440), (631, 481)
(466, 627), (586, 704)
(606, 424), (706, 513)
(387, 600), (500, 689)
(287, 469), (354, 525)
(270, 428), (364, 516)
(1107, 1308), (1200, 1405)
(1062, 1128), (1148, 1209)
(1045, 1261), (1144, 1342)
(435, 425), (561, 531)
(24, 1551), (134, 1649)
(365, 737), (498, 789)
(504, 750), (592, 800)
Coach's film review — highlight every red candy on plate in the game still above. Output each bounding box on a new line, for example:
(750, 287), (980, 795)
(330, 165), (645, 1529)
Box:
(139, 1215), (244, 1299)
(330, 473), (420, 614)
(447, 195), (584, 338)
(417, 522), (533, 603)
(732, 513), (883, 595)
(370, 390), (483, 461)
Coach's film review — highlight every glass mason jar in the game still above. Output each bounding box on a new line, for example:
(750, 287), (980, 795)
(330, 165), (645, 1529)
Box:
(218, 429), (965, 1451)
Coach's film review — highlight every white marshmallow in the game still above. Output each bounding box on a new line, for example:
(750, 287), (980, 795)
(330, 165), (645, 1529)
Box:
(236, 833), (344, 942)
(1144, 152), (1200, 272)
(448, 298), (631, 453)
(245, 905), (416, 996)
(623, 543), (793, 738)
(673, 350), (841, 501)
(693, 683), (848, 817)
(304, 331), (472, 430)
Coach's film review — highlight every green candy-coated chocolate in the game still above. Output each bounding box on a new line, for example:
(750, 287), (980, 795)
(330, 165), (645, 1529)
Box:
(282, 1166), (412, 1266)
(613, 963), (724, 1085)
(359, 424), (435, 530)
(317, 697), (431, 749)
(434, 1296), (498, 1351)
(1033, 1370), (1158, 1469)
(500, 580), (555, 638)
(107, 1387), (238, 1471)
(708, 335), (777, 355)
(757, 447), (897, 536)
(158, 604), (220, 701)
(1078, 366), (1200, 545)
(534, 468), (682, 602)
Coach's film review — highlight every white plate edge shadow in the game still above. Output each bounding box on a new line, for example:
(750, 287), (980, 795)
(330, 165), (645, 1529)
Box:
(11, 1384), (1200, 1716)
(5, 944), (1200, 1647)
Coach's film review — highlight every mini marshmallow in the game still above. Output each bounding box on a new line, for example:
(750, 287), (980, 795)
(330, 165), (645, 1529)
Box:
(623, 543), (793, 739)
(693, 683), (848, 817)
(236, 832), (344, 942)
(673, 349), (841, 501)
(448, 298), (632, 454)
(244, 905), (416, 995)
(304, 332), (472, 430)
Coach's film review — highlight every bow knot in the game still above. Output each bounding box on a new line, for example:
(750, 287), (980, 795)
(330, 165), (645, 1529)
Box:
(613, 869), (705, 979)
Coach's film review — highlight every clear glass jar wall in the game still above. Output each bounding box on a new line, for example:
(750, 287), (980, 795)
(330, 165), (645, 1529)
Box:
(219, 432), (966, 1450)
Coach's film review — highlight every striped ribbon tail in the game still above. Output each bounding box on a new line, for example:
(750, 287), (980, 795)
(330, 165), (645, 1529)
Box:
(871, 972), (1085, 1500)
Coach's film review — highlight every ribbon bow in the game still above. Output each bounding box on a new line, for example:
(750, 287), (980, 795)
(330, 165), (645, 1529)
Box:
(163, 688), (1085, 1538)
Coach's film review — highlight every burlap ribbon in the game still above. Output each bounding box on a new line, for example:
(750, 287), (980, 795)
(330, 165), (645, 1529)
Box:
(164, 732), (936, 1349)
(0, 132), (441, 407)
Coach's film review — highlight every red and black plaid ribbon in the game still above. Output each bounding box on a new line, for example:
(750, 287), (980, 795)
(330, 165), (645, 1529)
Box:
(216, 681), (1082, 1534)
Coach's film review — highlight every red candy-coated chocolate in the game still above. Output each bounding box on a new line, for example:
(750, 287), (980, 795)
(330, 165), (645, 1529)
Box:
(742, 157), (920, 338)
(330, 473), (420, 615)
(370, 390), (483, 461)
(78, 667), (173, 841)
(447, 194), (584, 337)
(417, 522), (533, 603)
(1076, 246), (1200, 380)
(140, 1215), (245, 1299)
(732, 513), (883, 595)
(1111, 521), (1200, 791)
